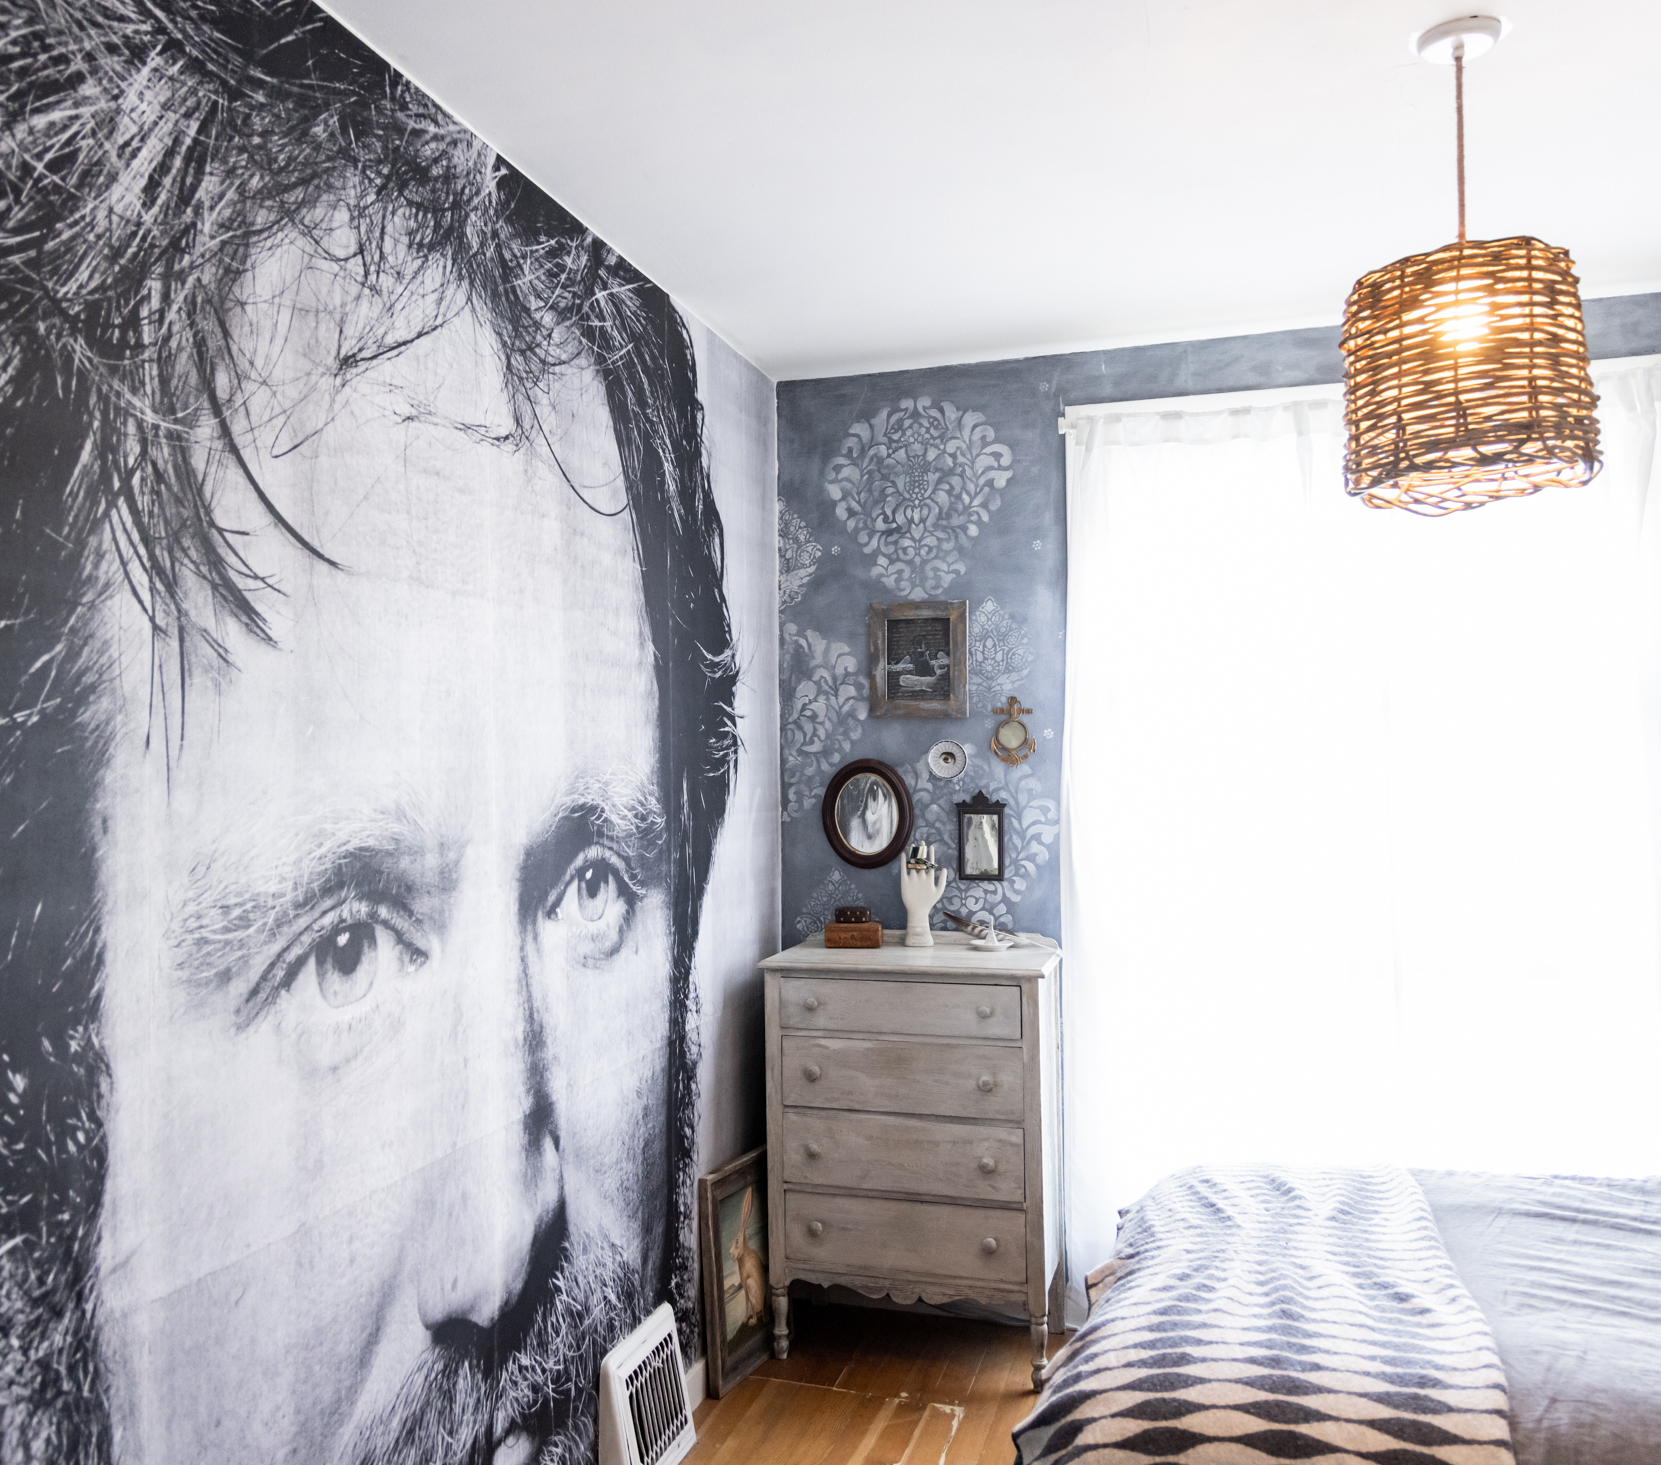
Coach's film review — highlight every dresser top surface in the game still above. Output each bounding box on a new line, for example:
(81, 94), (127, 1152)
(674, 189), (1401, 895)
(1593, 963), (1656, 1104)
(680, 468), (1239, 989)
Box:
(761, 930), (1060, 979)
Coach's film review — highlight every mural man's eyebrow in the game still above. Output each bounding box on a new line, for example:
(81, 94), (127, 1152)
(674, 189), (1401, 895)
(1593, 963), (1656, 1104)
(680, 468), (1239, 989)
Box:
(164, 804), (452, 993)
(517, 773), (669, 917)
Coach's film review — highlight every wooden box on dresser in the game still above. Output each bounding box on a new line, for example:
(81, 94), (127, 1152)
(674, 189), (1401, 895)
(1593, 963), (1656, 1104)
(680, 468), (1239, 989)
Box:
(760, 929), (1063, 1389)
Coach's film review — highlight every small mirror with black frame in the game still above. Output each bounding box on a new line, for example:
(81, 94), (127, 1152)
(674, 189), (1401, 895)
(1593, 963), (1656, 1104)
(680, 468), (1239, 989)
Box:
(956, 791), (1006, 881)
(822, 758), (916, 869)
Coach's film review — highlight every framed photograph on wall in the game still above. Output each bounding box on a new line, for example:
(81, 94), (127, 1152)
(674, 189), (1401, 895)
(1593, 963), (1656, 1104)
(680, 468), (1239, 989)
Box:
(697, 1146), (772, 1398)
(869, 600), (968, 718)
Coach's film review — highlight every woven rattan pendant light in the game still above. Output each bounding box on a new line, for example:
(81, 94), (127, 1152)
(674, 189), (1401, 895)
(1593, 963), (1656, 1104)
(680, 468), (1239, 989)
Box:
(1340, 16), (1600, 516)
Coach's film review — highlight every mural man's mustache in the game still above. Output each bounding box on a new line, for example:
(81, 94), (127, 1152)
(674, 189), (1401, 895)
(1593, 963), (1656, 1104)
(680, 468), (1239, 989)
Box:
(342, 1238), (645, 1465)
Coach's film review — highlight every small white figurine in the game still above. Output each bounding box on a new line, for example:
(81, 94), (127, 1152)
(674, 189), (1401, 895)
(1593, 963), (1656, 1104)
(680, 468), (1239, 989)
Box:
(899, 842), (947, 947)
(940, 908), (1060, 953)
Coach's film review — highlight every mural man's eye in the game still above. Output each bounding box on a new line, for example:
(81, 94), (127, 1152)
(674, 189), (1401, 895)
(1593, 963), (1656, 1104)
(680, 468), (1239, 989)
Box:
(317, 923), (377, 1006)
(546, 852), (637, 962)
(575, 863), (611, 922)
(289, 918), (423, 1010)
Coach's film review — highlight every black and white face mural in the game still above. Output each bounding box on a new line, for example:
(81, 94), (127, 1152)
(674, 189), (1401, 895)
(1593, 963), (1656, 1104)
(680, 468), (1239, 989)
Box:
(0, 4), (768, 1462)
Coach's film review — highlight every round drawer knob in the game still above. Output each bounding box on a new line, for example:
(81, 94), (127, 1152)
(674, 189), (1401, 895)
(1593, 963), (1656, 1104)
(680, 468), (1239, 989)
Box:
(979, 1156), (997, 1174)
(806, 1142), (822, 1159)
(804, 996), (820, 1011)
(978, 1075), (994, 1093)
(804, 1064), (822, 1082)
(977, 1005), (993, 1019)
(981, 1237), (999, 1255)
(808, 1221), (824, 1238)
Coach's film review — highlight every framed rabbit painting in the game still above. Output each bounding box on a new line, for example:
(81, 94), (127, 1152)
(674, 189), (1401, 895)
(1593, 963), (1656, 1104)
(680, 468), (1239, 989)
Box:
(697, 1146), (772, 1396)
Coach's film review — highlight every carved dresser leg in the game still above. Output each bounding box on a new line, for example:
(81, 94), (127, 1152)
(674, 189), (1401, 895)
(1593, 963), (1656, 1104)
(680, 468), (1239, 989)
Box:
(772, 1286), (791, 1359)
(1029, 1320), (1048, 1390)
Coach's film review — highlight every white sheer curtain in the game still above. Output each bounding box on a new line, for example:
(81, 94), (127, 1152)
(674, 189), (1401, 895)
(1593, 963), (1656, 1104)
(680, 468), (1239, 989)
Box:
(1060, 359), (1661, 1287)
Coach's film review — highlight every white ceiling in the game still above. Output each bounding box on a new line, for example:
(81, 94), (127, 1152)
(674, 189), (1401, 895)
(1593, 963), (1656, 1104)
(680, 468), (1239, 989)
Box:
(319, 0), (1661, 381)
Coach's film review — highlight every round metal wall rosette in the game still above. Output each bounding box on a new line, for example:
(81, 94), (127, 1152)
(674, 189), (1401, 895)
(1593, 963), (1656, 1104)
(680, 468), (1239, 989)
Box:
(927, 738), (968, 779)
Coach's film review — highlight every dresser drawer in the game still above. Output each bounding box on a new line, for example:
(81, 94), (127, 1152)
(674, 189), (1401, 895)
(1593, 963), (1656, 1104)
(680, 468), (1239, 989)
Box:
(782, 1110), (1025, 1202)
(785, 1192), (1025, 1285)
(781, 1036), (1024, 1120)
(779, 976), (1020, 1040)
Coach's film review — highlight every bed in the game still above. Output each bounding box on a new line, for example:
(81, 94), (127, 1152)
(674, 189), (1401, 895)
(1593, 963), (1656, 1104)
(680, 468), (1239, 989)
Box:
(1412, 1169), (1661, 1465)
(1014, 1165), (1661, 1465)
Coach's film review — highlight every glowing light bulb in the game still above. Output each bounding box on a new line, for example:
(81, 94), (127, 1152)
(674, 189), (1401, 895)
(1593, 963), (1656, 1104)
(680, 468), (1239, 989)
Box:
(1438, 299), (1491, 343)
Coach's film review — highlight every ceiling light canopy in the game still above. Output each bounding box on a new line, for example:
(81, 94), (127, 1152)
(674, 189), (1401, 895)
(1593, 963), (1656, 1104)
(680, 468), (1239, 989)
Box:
(1340, 16), (1600, 516)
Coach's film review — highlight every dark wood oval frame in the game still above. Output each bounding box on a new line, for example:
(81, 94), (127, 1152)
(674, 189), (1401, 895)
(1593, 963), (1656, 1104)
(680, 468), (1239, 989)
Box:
(821, 758), (916, 870)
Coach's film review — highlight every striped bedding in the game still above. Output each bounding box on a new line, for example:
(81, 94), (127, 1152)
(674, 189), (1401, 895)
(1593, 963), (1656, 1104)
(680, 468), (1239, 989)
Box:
(1015, 1166), (1514, 1465)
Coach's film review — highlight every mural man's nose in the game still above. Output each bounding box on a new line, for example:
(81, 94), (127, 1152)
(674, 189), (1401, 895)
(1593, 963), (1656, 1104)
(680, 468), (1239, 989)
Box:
(418, 915), (562, 1338)
(416, 1117), (563, 1338)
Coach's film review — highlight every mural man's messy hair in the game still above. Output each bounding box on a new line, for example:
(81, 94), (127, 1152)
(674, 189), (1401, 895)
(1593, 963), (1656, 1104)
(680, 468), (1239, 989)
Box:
(0, 3), (739, 1458)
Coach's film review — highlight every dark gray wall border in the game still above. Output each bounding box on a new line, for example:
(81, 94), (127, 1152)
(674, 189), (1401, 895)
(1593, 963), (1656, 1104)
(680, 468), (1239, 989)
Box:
(788, 292), (1661, 418)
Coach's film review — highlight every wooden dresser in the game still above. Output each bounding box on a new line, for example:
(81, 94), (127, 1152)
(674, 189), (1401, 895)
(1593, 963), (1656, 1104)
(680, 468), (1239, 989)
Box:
(760, 930), (1062, 1388)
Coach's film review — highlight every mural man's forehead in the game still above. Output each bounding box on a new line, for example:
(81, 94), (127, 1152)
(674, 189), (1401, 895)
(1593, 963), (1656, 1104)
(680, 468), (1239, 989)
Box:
(193, 234), (627, 578)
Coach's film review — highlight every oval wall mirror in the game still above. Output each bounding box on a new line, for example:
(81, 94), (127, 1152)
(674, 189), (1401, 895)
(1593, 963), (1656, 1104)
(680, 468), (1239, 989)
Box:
(821, 758), (915, 869)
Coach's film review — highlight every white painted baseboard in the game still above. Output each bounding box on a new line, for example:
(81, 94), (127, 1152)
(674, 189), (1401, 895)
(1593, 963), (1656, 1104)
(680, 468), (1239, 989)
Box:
(684, 1354), (707, 1414)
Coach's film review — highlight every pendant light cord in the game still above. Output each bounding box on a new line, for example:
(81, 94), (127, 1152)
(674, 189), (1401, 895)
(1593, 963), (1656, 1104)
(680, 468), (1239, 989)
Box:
(1454, 41), (1466, 243)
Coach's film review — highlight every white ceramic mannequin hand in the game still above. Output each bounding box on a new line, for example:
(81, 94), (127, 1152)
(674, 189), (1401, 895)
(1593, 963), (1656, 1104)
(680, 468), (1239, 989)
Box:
(899, 843), (947, 947)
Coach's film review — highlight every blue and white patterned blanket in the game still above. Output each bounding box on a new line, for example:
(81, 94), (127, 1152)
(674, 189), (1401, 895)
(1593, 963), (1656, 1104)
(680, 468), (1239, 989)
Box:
(1015, 1166), (1515, 1465)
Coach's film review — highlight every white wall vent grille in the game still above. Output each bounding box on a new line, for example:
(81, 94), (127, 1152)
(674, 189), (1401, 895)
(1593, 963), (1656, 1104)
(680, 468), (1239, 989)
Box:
(597, 1303), (696, 1465)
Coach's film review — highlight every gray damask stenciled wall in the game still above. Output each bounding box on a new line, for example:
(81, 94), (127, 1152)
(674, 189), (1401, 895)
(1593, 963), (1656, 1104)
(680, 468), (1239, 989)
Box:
(777, 292), (1661, 948)
(777, 390), (1067, 942)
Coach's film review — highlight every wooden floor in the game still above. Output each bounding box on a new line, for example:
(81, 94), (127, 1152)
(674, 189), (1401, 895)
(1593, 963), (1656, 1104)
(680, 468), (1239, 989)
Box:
(687, 1303), (1060, 1465)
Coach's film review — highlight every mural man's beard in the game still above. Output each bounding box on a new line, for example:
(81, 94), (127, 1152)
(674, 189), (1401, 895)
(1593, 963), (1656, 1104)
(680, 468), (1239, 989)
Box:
(343, 1236), (647, 1465)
